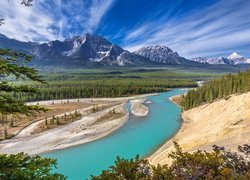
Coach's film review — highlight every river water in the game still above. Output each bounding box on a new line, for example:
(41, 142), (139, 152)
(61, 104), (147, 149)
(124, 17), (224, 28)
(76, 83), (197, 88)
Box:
(44, 89), (185, 179)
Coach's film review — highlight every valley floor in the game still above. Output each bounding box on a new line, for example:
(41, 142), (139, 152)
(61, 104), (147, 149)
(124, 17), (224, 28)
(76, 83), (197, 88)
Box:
(149, 92), (250, 165)
(0, 94), (153, 155)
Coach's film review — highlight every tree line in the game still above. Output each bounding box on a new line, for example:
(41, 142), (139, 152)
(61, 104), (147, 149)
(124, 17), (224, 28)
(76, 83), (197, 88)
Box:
(14, 79), (197, 101)
(181, 70), (250, 110)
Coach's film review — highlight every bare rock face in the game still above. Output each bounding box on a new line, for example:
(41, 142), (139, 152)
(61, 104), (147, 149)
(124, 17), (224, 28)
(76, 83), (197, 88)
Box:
(133, 45), (191, 64)
(0, 33), (149, 67)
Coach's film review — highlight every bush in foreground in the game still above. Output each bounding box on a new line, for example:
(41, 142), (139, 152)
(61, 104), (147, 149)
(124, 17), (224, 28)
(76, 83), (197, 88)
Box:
(91, 142), (250, 179)
(1, 143), (249, 179)
(0, 152), (66, 180)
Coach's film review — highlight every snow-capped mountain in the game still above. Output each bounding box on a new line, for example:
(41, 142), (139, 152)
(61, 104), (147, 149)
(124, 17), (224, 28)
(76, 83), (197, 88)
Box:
(192, 57), (230, 64)
(227, 52), (243, 60)
(2, 33), (248, 67)
(192, 52), (250, 65)
(34, 33), (134, 65)
(0, 33), (149, 67)
(227, 52), (250, 64)
(133, 45), (193, 64)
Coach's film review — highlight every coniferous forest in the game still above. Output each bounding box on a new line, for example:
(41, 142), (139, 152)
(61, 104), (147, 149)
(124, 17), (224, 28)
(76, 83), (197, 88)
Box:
(182, 70), (250, 110)
(12, 69), (206, 101)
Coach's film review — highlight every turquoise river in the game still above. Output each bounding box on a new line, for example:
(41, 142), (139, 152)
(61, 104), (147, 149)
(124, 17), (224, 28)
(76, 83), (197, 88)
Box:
(44, 89), (185, 179)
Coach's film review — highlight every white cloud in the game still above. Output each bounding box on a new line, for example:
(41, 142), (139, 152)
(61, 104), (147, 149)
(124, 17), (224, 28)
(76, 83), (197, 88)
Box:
(124, 0), (250, 58)
(0, 0), (58, 42)
(124, 25), (149, 41)
(0, 0), (115, 42)
(87, 0), (115, 32)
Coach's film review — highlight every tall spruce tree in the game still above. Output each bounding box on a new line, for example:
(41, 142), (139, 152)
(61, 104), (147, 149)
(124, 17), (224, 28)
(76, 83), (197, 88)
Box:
(0, 49), (46, 137)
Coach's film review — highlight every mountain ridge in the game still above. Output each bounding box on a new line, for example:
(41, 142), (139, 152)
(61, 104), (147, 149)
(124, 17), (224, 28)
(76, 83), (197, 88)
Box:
(0, 33), (152, 67)
(192, 52), (250, 65)
(133, 45), (192, 65)
(1, 33), (249, 67)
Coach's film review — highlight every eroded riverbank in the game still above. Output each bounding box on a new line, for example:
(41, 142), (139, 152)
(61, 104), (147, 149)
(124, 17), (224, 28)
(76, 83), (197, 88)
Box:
(149, 92), (250, 165)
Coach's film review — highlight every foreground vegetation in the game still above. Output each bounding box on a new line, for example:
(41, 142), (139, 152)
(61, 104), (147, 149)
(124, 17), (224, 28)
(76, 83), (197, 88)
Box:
(182, 70), (250, 110)
(0, 48), (65, 179)
(0, 153), (66, 179)
(0, 49), (46, 139)
(1, 143), (249, 179)
(92, 143), (250, 179)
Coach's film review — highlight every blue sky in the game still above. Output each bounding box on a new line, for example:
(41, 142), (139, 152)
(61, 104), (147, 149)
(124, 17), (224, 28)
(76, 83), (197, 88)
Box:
(0, 0), (250, 58)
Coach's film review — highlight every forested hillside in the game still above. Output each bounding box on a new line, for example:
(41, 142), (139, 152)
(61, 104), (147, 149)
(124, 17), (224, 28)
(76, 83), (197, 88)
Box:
(182, 70), (250, 110)
(10, 68), (217, 101)
(14, 78), (196, 101)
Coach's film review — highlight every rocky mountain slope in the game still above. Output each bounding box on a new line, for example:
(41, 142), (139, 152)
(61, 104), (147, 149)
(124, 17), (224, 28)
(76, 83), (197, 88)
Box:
(1, 33), (249, 67)
(0, 33), (150, 67)
(133, 45), (193, 65)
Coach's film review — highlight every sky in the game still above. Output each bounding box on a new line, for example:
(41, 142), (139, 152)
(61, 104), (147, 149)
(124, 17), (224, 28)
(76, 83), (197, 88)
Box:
(0, 0), (250, 58)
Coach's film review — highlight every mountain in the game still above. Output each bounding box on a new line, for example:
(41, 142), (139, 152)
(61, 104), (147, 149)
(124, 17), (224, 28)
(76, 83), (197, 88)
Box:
(192, 52), (250, 65)
(0, 33), (150, 67)
(133, 45), (194, 65)
(2, 33), (248, 68)
(0, 33), (38, 53)
(192, 57), (230, 64)
(227, 52), (250, 64)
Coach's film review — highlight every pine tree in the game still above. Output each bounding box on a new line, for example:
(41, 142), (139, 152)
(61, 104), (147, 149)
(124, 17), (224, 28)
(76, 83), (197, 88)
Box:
(0, 49), (47, 138)
(181, 70), (250, 109)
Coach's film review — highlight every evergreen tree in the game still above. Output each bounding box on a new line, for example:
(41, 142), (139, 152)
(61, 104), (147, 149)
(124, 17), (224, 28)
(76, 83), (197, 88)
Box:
(0, 152), (66, 179)
(0, 49), (46, 115)
(182, 70), (250, 110)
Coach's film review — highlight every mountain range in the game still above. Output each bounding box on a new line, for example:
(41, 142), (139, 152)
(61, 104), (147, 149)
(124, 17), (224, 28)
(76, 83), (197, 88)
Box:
(0, 33), (249, 67)
(0, 33), (149, 67)
(0, 33), (197, 67)
(191, 52), (250, 65)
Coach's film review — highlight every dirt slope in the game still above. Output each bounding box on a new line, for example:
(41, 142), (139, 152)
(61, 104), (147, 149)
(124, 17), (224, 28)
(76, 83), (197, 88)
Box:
(149, 92), (250, 165)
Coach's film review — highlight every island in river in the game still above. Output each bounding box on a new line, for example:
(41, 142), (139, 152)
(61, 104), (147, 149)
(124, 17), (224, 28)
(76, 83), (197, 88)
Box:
(130, 98), (149, 116)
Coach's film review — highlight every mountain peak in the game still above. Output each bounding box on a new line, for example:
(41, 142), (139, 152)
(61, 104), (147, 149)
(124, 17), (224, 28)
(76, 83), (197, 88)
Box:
(139, 45), (173, 52)
(133, 45), (192, 64)
(227, 52), (243, 60)
(0, 33), (198, 67)
(191, 52), (250, 65)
